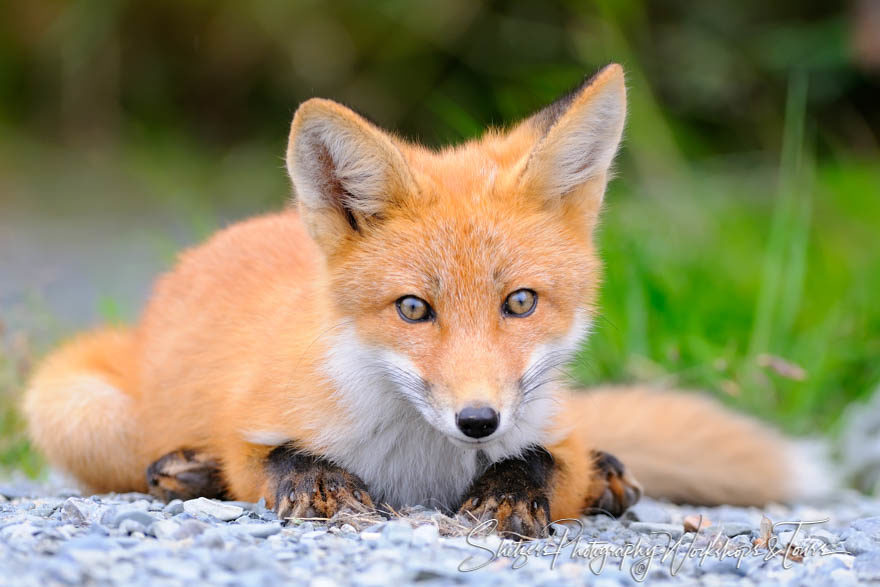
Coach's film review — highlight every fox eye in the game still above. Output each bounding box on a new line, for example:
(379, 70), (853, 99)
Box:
(396, 295), (433, 323)
(503, 289), (537, 317)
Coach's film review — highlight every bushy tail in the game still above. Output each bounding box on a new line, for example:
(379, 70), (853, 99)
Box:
(22, 328), (148, 493)
(569, 386), (829, 506)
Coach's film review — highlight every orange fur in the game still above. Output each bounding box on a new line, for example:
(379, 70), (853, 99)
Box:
(24, 64), (799, 514)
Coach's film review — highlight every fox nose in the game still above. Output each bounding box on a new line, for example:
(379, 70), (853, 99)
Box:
(456, 406), (500, 439)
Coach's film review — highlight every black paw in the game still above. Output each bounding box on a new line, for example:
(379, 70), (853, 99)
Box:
(146, 449), (228, 502)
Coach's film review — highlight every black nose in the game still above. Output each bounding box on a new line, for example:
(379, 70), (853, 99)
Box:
(456, 407), (500, 439)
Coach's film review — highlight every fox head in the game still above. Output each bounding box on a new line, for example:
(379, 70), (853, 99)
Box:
(286, 65), (626, 453)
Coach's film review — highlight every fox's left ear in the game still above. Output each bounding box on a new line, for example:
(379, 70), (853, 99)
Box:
(519, 64), (626, 206)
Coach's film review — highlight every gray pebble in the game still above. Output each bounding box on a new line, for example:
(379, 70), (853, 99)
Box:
(829, 568), (859, 586)
(117, 519), (147, 535)
(5, 483), (880, 585)
(163, 500), (184, 515)
(235, 522), (282, 539)
(382, 520), (413, 544)
(152, 519), (179, 540)
(845, 531), (874, 555)
(719, 522), (753, 537)
(851, 516), (880, 540)
(810, 528), (839, 544)
(412, 524), (438, 546)
(628, 522), (683, 539)
(60, 500), (86, 526)
(855, 551), (880, 581)
(112, 509), (156, 529)
(627, 499), (673, 524)
(174, 519), (208, 540)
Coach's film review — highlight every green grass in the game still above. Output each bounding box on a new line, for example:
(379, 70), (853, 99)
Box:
(572, 155), (880, 435)
(0, 333), (43, 477)
(570, 75), (880, 434)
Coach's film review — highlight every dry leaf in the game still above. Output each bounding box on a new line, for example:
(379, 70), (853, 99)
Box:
(781, 543), (804, 563)
(683, 514), (711, 533)
(757, 354), (807, 381)
(753, 515), (773, 548)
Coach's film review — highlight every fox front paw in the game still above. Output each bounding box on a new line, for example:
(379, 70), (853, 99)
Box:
(585, 450), (642, 517)
(267, 445), (374, 523)
(457, 447), (554, 539)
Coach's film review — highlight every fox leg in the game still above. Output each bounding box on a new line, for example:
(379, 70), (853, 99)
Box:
(546, 423), (642, 524)
(146, 449), (228, 501)
(266, 444), (374, 523)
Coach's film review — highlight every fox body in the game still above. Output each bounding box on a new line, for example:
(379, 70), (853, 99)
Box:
(25, 65), (809, 530)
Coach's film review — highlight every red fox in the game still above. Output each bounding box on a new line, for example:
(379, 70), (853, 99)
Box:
(24, 64), (813, 536)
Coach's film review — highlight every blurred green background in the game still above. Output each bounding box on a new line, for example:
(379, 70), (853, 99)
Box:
(1, 0), (879, 475)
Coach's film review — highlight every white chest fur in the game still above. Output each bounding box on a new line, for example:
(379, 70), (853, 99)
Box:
(322, 396), (483, 510)
(314, 329), (489, 510)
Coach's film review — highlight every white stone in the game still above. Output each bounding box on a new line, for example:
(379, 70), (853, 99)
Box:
(183, 498), (243, 522)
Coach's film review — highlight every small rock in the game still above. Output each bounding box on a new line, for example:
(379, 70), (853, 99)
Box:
(236, 522), (282, 539)
(627, 500), (673, 524)
(719, 523), (753, 537)
(855, 551), (880, 581)
(183, 498), (243, 522)
(163, 500), (184, 515)
(0, 484), (32, 499)
(845, 532), (874, 556)
(810, 529), (839, 545)
(412, 524), (438, 546)
(382, 520), (413, 544)
(118, 519), (147, 535)
(152, 519), (179, 540)
(198, 528), (229, 549)
(112, 509), (156, 529)
(361, 531), (382, 542)
(61, 499), (87, 526)
(851, 516), (880, 540)
(779, 530), (798, 546)
(174, 519), (208, 540)
(99, 506), (118, 526)
(629, 522), (683, 539)
(829, 568), (859, 587)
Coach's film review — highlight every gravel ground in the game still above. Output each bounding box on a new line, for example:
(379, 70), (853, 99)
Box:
(2, 476), (880, 586)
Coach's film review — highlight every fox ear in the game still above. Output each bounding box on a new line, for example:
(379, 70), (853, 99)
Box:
(520, 64), (626, 204)
(286, 98), (414, 253)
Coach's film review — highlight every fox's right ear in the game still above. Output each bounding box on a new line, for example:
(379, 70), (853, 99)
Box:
(518, 64), (626, 212)
(286, 99), (415, 254)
